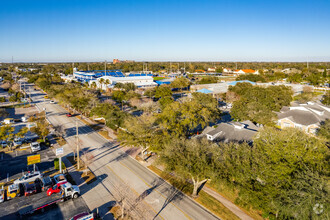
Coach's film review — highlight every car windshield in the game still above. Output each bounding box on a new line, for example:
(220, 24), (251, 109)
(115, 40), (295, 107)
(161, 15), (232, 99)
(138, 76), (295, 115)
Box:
(52, 184), (58, 190)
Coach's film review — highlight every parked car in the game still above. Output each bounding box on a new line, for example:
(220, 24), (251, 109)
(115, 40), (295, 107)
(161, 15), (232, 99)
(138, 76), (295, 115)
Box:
(66, 113), (73, 117)
(1, 141), (7, 148)
(24, 135), (38, 143)
(7, 184), (20, 200)
(3, 118), (14, 124)
(0, 189), (5, 203)
(23, 182), (37, 196)
(30, 142), (41, 152)
(21, 116), (28, 122)
(70, 212), (95, 220)
(53, 174), (67, 184)
(50, 100), (55, 104)
(14, 171), (43, 185)
(37, 176), (54, 192)
(13, 138), (23, 146)
(47, 181), (67, 196)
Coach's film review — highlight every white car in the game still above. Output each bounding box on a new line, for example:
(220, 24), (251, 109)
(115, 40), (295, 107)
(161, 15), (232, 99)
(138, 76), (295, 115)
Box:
(13, 138), (23, 146)
(1, 141), (7, 148)
(50, 100), (55, 104)
(0, 189), (4, 203)
(14, 171), (43, 185)
(30, 142), (41, 152)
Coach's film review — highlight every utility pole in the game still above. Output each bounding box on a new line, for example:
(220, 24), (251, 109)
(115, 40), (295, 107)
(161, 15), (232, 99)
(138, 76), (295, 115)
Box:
(105, 60), (107, 76)
(76, 121), (80, 170)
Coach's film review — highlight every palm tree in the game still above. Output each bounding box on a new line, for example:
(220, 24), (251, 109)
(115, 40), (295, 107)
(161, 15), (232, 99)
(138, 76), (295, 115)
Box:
(99, 78), (105, 90)
(91, 81), (97, 90)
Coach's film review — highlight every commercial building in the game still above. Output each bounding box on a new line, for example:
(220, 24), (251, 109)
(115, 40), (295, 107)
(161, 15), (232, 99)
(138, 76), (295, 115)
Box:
(89, 75), (157, 90)
(73, 69), (124, 82)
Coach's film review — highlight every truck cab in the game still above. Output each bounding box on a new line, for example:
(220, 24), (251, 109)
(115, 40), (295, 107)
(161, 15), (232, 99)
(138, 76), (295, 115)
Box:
(7, 183), (20, 200)
(61, 183), (80, 199)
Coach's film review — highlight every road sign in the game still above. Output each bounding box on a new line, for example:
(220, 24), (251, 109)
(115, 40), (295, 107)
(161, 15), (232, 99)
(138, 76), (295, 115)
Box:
(27, 154), (40, 165)
(56, 148), (64, 156)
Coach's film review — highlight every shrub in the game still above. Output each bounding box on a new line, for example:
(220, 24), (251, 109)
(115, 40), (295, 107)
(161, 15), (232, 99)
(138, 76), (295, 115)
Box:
(54, 158), (66, 170)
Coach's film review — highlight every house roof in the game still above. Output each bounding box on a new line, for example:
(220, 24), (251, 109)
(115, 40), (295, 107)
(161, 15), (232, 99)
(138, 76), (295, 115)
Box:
(241, 69), (255, 73)
(206, 121), (259, 142)
(278, 102), (330, 126)
(278, 110), (321, 125)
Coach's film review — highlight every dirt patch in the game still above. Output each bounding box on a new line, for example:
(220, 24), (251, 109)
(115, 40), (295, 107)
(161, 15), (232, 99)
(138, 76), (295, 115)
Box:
(98, 130), (112, 140)
(81, 170), (97, 185)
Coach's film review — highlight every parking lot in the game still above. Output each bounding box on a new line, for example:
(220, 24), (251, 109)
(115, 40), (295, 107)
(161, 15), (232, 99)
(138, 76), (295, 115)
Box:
(0, 144), (90, 219)
(0, 102), (90, 219)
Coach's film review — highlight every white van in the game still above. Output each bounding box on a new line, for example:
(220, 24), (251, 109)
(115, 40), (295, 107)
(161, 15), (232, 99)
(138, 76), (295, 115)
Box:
(30, 142), (41, 152)
(4, 118), (14, 125)
(21, 116), (27, 122)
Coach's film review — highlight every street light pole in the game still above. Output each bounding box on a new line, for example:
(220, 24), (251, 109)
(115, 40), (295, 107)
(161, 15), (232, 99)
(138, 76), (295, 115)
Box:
(76, 120), (80, 170)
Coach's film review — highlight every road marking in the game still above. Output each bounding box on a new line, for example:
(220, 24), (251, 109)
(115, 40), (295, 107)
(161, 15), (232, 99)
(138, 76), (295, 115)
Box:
(119, 161), (193, 220)
(107, 165), (164, 220)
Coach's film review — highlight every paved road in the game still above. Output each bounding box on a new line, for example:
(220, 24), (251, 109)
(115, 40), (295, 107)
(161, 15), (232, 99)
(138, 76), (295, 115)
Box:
(24, 82), (219, 220)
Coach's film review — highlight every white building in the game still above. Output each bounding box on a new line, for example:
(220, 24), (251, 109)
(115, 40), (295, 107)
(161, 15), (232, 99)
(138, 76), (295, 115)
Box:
(89, 75), (157, 90)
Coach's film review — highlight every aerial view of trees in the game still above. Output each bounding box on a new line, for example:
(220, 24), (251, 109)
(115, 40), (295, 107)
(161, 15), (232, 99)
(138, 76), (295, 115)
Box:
(229, 83), (293, 125)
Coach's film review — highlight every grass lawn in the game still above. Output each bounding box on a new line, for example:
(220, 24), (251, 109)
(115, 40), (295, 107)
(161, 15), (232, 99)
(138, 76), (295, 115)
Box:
(153, 77), (167, 81)
(147, 165), (240, 220)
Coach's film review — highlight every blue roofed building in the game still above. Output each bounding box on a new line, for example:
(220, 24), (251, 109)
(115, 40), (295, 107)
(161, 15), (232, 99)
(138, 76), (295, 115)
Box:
(196, 88), (213, 94)
(155, 78), (174, 85)
(227, 80), (256, 86)
(73, 69), (124, 82)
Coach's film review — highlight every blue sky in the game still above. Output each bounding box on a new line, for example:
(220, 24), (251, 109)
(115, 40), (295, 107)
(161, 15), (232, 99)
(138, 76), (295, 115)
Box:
(0, 0), (329, 62)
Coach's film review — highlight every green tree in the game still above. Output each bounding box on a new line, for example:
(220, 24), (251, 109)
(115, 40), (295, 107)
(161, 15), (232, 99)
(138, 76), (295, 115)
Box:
(32, 121), (50, 142)
(154, 85), (172, 98)
(160, 138), (216, 197)
(0, 125), (14, 150)
(251, 127), (329, 219)
(321, 90), (330, 105)
(118, 114), (162, 159)
(171, 77), (190, 95)
(317, 119), (330, 141)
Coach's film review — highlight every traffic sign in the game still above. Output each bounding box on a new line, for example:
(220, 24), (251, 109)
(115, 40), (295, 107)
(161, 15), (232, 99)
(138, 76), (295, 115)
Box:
(27, 154), (40, 165)
(56, 148), (64, 156)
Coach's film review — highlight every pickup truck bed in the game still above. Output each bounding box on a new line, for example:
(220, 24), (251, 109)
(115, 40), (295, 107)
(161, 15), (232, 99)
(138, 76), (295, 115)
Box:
(18, 191), (63, 216)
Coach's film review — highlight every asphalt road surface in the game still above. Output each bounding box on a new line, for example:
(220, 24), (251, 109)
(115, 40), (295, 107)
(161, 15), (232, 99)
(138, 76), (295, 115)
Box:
(24, 81), (219, 220)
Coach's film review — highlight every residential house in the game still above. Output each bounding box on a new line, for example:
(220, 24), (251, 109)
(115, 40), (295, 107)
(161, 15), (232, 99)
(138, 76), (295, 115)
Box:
(277, 102), (330, 134)
(203, 120), (259, 143)
(234, 69), (259, 75)
(223, 68), (233, 73)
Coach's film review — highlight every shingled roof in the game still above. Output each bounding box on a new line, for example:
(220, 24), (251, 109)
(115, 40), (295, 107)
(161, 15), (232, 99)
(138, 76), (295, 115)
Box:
(278, 102), (330, 126)
(205, 120), (259, 143)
